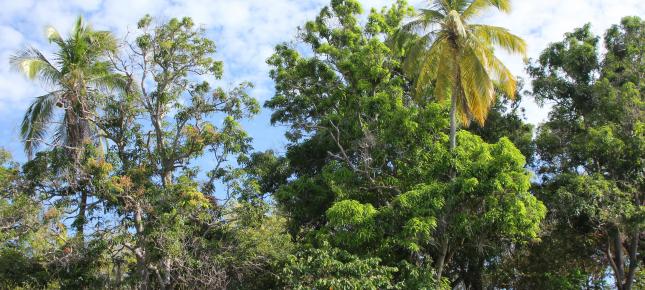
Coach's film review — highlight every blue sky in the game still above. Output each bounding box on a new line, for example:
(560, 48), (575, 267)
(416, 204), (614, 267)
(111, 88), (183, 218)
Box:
(0, 0), (643, 163)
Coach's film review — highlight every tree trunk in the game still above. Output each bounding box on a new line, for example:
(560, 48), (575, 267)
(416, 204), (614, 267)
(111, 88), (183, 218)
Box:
(76, 190), (87, 237)
(161, 169), (172, 187)
(134, 204), (149, 289)
(607, 226), (640, 290)
(151, 114), (172, 187)
(450, 92), (457, 153)
(623, 229), (639, 290)
(436, 231), (449, 281)
(465, 256), (484, 290)
(449, 57), (461, 180)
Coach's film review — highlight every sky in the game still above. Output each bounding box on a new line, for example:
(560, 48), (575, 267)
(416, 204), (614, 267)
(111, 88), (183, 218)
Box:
(0, 0), (643, 162)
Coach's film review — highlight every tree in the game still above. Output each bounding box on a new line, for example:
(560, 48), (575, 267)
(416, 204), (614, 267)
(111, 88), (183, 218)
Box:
(0, 149), (53, 288)
(10, 16), (122, 158)
(97, 15), (260, 289)
(466, 82), (535, 165)
(10, 16), (123, 236)
(265, 1), (544, 287)
(400, 0), (526, 151)
(529, 17), (644, 290)
(281, 245), (399, 289)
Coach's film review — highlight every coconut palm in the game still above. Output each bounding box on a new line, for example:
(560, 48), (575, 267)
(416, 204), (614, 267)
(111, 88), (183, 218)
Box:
(401, 0), (527, 151)
(10, 16), (124, 236)
(10, 16), (123, 159)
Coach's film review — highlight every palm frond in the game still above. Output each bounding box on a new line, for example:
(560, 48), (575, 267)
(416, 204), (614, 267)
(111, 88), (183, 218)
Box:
(45, 26), (64, 46)
(430, 41), (454, 102)
(87, 69), (128, 94)
(470, 24), (527, 58)
(10, 48), (62, 87)
(89, 30), (118, 53)
(462, 0), (511, 19)
(446, 10), (467, 39)
(459, 43), (495, 125)
(398, 8), (445, 44)
(436, 0), (452, 14)
(469, 33), (518, 98)
(417, 36), (449, 98)
(21, 92), (60, 157)
(487, 53), (517, 98)
(52, 114), (69, 149)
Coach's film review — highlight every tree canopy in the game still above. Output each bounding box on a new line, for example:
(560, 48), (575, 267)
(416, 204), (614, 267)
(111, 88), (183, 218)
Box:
(0, 1), (642, 289)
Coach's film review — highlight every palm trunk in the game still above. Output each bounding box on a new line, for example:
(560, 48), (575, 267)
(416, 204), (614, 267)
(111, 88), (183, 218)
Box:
(67, 101), (91, 239)
(450, 92), (457, 152)
(438, 59), (461, 282)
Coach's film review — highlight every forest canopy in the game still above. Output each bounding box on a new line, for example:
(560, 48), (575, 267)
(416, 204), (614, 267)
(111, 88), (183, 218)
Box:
(0, 0), (643, 289)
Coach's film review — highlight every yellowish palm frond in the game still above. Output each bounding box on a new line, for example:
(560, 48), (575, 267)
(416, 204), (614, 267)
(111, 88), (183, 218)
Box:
(415, 35), (448, 95)
(488, 53), (517, 98)
(10, 48), (62, 86)
(470, 24), (527, 59)
(455, 85), (471, 125)
(469, 35), (518, 99)
(446, 10), (467, 39)
(459, 43), (495, 125)
(431, 42), (454, 102)
(462, 0), (511, 20)
(45, 26), (63, 45)
(19, 58), (48, 79)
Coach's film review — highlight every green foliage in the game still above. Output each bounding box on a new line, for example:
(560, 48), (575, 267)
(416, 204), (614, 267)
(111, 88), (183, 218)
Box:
(10, 16), (122, 157)
(282, 246), (398, 290)
(266, 1), (544, 288)
(526, 16), (644, 290)
(2, 2), (642, 290)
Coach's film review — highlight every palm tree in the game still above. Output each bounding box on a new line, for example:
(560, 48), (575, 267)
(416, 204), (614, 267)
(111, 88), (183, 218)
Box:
(401, 0), (526, 151)
(395, 1), (527, 280)
(10, 16), (123, 236)
(10, 16), (122, 158)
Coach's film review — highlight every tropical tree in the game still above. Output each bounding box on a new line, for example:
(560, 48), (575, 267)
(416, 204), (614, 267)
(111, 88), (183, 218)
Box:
(10, 16), (123, 236)
(528, 18), (644, 290)
(400, 0), (526, 151)
(265, 1), (544, 287)
(10, 16), (122, 158)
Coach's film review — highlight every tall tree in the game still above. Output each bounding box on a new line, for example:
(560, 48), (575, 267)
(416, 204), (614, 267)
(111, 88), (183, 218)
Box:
(400, 0), (526, 151)
(10, 16), (123, 236)
(529, 17), (644, 290)
(101, 15), (260, 289)
(266, 1), (544, 287)
(10, 16), (122, 158)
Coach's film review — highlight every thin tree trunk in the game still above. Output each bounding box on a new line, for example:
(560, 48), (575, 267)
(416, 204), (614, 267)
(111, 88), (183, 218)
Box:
(76, 190), (87, 237)
(134, 204), (149, 289)
(436, 234), (449, 281)
(151, 114), (172, 187)
(623, 229), (640, 290)
(449, 55), (461, 181)
(450, 92), (457, 152)
(438, 60), (460, 282)
(612, 228), (625, 290)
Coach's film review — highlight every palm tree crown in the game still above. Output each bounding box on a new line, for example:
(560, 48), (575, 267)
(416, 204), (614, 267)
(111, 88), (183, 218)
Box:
(10, 16), (122, 158)
(401, 0), (526, 149)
